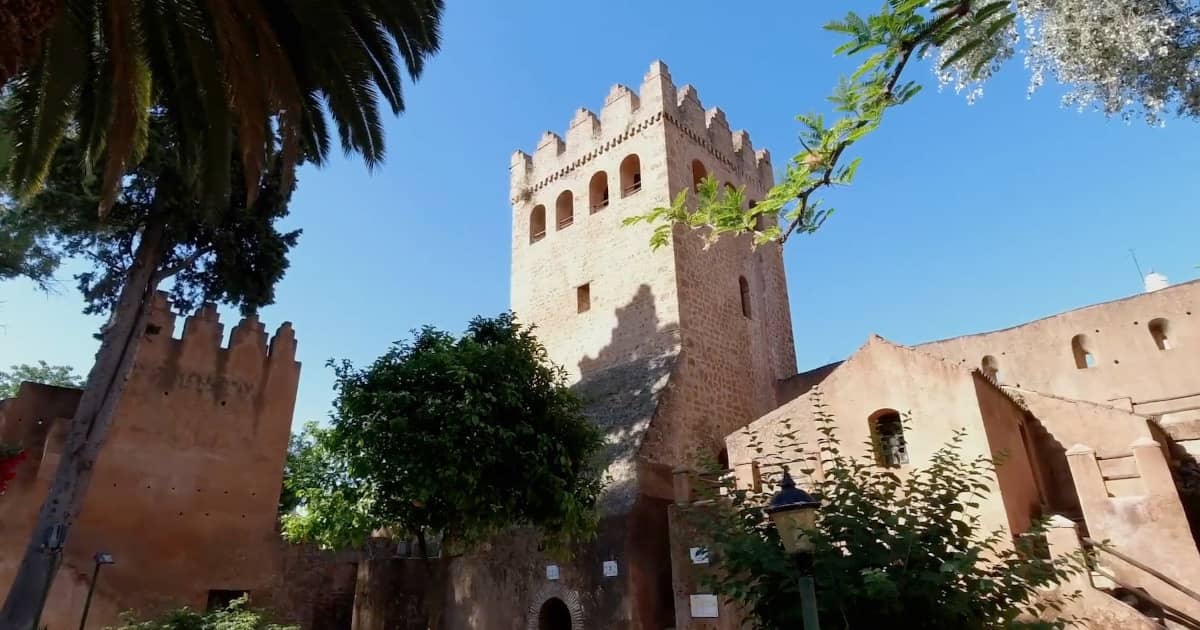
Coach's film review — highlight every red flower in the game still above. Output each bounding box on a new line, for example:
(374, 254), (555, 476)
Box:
(0, 450), (28, 495)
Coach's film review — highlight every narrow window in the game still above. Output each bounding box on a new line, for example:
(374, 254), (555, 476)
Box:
(1071, 334), (1096, 369)
(529, 205), (546, 243)
(555, 190), (574, 230)
(589, 171), (609, 212)
(577, 283), (591, 313)
(691, 159), (707, 190)
(981, 355), (999, 382)
(870, 410), (908, 467)
(620, 154), (641, 197)
(738, 276), (751, 318)
(1149, 318), (1171, 350)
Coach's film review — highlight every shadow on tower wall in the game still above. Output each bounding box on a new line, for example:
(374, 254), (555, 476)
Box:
(576, 283), (680, 516)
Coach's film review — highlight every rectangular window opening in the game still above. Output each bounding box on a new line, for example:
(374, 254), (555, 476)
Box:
(577, 283), (591, 314)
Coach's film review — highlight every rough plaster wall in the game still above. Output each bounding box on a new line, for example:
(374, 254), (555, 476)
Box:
(0, 298), (301, 628)
(917, 280), (1200, 413)
(971, 376), (1044, 535)
(727, 339), (1016, 539)
(445, 518), (633, 630)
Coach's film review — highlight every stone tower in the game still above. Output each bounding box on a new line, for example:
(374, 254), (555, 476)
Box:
(509, 60), (796, 467)
(453, 61), (796, 629)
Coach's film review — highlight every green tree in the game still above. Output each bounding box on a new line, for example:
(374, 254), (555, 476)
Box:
(3, 0), (443, 213)
(627, 1), (1002, 249)
(282, 313), (604, 629)
(632, 0), (1199, 251)
(0, 111), (300, 629)
(0, 361), (82, 398)
(691, 404), (1082, 629)
(110, 595), (297, 630)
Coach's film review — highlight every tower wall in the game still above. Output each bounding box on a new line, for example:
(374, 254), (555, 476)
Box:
(0, 293), (301, 628)
(487, 61), (798, 630)
(645, 74), (796, 467)
(510, 65), (682, 385)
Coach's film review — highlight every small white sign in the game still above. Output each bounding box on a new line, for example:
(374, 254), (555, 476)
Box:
(545, 565), (560, 581)
(690, 594), (719, 618)
(689, 547), (710, 565)
(602, 560), (618, 577)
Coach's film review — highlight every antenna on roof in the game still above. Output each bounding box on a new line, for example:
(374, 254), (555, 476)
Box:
(1129, 249), (1146, 287)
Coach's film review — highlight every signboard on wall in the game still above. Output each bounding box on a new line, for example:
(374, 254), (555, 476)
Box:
(602, 560), (618, 577)
(690, 594), (719, 618)
(545, 565), (560, 581)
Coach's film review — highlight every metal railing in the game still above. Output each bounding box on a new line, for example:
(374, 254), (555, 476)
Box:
(1084, 537), (1200, 629)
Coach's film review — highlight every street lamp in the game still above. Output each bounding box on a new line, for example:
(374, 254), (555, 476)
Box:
(78, 552), (115, 630)
(765, 469), (821, 630)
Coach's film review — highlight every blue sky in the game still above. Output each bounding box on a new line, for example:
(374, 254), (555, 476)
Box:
(2, 1), (1198, 427)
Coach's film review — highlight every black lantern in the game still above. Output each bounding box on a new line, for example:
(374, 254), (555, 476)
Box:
(765, 469), (820, 555)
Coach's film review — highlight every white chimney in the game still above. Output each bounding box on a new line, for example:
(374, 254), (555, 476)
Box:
(1144, 272), (1169, 293)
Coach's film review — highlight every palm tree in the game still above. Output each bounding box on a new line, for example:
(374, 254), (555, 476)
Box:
(4, 0), (443, 214)
(0, 3), (443, 629)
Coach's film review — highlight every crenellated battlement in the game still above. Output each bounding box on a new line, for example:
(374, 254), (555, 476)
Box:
(509, 60), (773, 203)
(138, 291), (299, 378)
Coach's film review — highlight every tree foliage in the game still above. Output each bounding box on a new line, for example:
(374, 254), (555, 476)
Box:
(939, 0), (1200, 124)
(691, 399), (1082, 629)
(282, 314), (603, 628)
(110, 595), (296, 630)
(626, 0), (1000, 249)
(3, 0), (443, 213)
(0, 361), (83, 399)
(630, 0), (1197, 251)
(0, 109), (300, 317)
(282, 313), (605, 553)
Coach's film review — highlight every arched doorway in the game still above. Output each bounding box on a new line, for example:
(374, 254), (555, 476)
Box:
(538, 598), (572, 630)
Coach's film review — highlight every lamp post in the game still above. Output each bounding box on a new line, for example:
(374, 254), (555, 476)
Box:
(77, 552), (115, 630)
(765, 469), (821, 630)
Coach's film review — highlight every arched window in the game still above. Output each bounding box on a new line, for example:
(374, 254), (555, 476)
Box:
(1149, 318), (1171, 350)
(750, 200), (766, 231)
(870, 410), (908, 467)
(738, 276), (751, 318)
(529, 205), (546, 243)
(1071, 334), (1096, 369)
(691, 160), (707, 190)
(620, 154), (641, 197)
(588, 171), (609, 212)
(981, 355), (999, 382)
(555, 190), (574, 230)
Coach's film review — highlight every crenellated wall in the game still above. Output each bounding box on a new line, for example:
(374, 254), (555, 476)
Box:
(509, 61), (772, 206)
(0, 292), (302, 629)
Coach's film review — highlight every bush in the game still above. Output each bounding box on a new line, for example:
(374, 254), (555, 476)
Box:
(109, 596), (296, 630)
(692, 396), (1083, 629)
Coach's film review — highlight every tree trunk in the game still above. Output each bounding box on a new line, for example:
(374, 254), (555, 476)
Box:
(0, 0), (63, 86)
(417, 532), (452, 630)
(0, 218), (166, 630)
